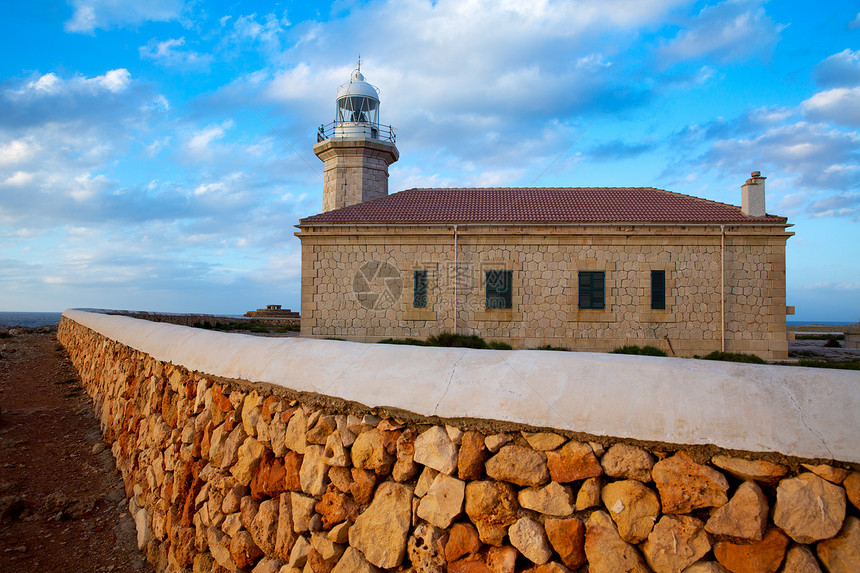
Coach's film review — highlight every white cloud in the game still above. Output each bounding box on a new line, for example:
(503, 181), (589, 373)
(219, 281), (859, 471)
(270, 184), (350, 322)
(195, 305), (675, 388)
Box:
(0, 139), (38, 166)
(814, 49), (860, 88)
(2, 171), (35, 186)
(658, 0), (785, 65)
(803, 87), (860, 126)
(65, 0), (186, 34)
(139, 37), (214, 69)
(14, 69), (131, 98)
(851, 12), (860, 29)
(185, 120), (234, 160)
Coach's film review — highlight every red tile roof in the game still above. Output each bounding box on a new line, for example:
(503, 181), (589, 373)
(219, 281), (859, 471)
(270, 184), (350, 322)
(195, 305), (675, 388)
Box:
(300, 188), (787, 225)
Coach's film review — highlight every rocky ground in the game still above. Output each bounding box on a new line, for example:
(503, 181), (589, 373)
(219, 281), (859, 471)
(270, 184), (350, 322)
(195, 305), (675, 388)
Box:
(0, 327), (153, 572)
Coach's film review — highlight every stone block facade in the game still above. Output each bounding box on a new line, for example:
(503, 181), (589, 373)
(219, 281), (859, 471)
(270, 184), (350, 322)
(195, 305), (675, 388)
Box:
(57, 316), (860, 572)
(297, 223), (792, 359)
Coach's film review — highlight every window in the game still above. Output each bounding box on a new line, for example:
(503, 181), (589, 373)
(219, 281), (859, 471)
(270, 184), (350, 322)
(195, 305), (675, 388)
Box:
(413, 270), (428, 308)
(578, 271), (605, 309)
(485, 270), (512, 309)
(651, 270), (666, 310)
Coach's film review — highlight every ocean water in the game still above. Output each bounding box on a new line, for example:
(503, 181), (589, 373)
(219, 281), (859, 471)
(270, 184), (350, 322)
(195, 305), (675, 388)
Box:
(0, 311), (64, 327)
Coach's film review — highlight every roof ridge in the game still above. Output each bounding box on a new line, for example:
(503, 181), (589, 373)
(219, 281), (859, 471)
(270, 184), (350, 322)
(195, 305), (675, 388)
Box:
(300, 187), (787, 224)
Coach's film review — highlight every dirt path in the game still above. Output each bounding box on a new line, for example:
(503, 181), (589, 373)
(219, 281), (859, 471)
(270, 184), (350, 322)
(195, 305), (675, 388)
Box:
(0, 328), (152, 573)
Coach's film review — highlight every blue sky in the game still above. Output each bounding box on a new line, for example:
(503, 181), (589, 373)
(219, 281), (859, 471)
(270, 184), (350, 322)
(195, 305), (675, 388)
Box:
(0, 0), (858, 321)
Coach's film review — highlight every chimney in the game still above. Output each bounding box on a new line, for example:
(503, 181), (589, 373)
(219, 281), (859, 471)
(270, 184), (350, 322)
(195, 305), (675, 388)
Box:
(741, 171), (766, 217)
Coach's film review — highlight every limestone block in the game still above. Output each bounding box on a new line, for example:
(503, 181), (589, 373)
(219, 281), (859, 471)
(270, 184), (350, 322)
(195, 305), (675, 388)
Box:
(275, 493), (298, 561)
(576, 477), (601, 510)
(774, 472), (846, 543)
(584, 510), (650, 573)
(249, 498), (279, 556)
(706, 480), (768, 540)
(464, 480), (519, 546)
(348, 482), (413, 569)
(444, 522), (482, 562)
(406, 522), (446, 573)
(523, 432), (566, 451)
(714, 528), (788, 573)
(291, 493), (316, 533)
(801, 463), (849, 484)
(351, 428), (395, 475)
(816, 516), (860, 573)
(330, 546), (381, 573)
(781, 545), (822, 573)
(242, 391), (264, 438)
(299, 445), (328, 497)
(601, 479), (660, 543)
(509, 517), (553, 565)
(231, 438), (266, 486)
(485, 433), (513, 452)
(284, 408), (308, 455)
(518, 481), (575, 517)
(416, 472), (466, 529)
(322, 431), (349, 467)
(485, 445), (549, 487)
(458, 431), (488, 481)
(653, 452), (728, 513)
(544, 517), (586, 570)
(546, 441), (602, 483)
(600, 443), (656, 482)
(642, 515), (710, 573)
(413, 425), (459, 475)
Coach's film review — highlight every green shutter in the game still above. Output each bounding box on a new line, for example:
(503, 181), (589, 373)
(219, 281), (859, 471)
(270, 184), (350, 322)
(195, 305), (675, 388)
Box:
(413, 270), (427, 308)
(651, 270), (665, 310)
(485, 270), (512, 309)
(578, 271), (605, 309)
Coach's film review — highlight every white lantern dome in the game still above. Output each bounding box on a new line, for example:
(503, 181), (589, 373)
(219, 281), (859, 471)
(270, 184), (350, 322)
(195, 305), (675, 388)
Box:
(333, 68), (381, 138)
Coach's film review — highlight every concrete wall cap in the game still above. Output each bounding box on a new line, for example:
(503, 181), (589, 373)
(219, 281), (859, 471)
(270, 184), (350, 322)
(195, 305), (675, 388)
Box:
(63, 309), (860, 463)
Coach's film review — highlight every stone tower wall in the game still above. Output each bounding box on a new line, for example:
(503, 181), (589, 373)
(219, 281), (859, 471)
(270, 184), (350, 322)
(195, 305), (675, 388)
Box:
(313, 138), (399, 213)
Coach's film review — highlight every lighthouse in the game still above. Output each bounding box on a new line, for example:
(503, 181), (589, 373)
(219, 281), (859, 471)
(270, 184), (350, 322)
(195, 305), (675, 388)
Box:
(313, 65), (399, 213)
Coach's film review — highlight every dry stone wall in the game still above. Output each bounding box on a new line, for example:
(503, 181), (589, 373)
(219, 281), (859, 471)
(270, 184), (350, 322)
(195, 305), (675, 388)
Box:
(58, 316), (859, 573)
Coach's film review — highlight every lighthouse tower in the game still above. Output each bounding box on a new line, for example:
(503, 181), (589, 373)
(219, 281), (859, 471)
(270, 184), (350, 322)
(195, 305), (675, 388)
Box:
(313, 65), (399, 213)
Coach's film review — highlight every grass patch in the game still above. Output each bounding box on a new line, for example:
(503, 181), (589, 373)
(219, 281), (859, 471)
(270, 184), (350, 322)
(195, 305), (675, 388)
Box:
(795, 359), (860, 370)
(610, 345), (667, 357)
(698, 351), (768, 364)
(534, 345), (570, 351)
(378, 338), (428, 346)
(378, 332), (512, 350)
(193, 321), (298, 334)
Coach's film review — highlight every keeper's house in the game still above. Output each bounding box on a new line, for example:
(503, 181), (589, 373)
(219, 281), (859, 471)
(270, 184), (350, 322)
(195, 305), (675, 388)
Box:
(296, 68), (792, 359)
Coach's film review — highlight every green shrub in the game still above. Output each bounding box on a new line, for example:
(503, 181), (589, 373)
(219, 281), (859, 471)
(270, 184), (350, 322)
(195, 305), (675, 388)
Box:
(796, 359), (860, 370)
(426, 332), (489, 349)
(699, 351), (767, 364)
(610, 345), (667, 357)
(823, 337), (842, 348)
(378, 338), (428, 346)
(377, 332), (512, 350)
(535, 345), (570, 351)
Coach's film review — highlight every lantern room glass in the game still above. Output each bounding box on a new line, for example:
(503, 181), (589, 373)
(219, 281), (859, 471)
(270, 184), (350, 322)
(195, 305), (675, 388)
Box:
(336, 96), (379, 127)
